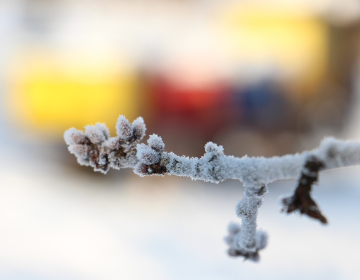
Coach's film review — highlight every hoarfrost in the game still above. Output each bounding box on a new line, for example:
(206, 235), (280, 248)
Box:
(116, 115), (133, 140)
(65, 115), (360, 261)
(147, 134), (165, 153)
(225, 222), (268, 262)
(136, 143), (160, 165)
(65, 115), (147, 175)
(85, 124), (107, 144)
(64, 128), (87, 146)
(132, 117), (146, 140)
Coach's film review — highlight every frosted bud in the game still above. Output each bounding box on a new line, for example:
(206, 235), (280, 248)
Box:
(105, 137), (120, 150)
(134, 163), (149, 177)
(68, 144), (90, 158)
(85, 125), (107, 144)
(95, 123), (110, 140)
(64, 128), (87, 145)
(137, 144), (160, 165)
(205, 142), (224, 155)
(147, 134), (165, 153)
(132, 117), (146, 141)
(116, 115), (132, 139)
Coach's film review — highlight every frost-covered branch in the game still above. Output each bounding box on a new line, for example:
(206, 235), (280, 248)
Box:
(64, 115), (360, 261)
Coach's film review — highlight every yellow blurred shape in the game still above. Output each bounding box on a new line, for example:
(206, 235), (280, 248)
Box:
(217, 3), (328, 98)
(7, 51), (139, 140)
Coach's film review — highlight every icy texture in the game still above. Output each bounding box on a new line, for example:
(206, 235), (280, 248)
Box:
(134, 141), (226, 182)
(235, 186), (266, 251)
(137, 144), (160, 165)
(65, 116), (360, 188)
(85, 124), (109, 144)
(132, 117), (146, 140)
(68, 121), (360, 184)
(64, 128), (87, 146)
(116, 115), (132, 140)
(133, 135), (360, 254)
(65, 115), (360, 260)
(224, 222), (268, 262)
(135, 137), (360, 185)
(147, 134), (165, 153)
(64, 115), (146, 174)
(134, 134), (166, 177)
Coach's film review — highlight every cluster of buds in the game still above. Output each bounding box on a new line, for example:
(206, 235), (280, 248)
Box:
(64, 116), (146, 174)
(134, 134), (167, 176)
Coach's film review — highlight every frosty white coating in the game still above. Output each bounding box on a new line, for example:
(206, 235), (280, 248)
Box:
(65, 115), (360, 261)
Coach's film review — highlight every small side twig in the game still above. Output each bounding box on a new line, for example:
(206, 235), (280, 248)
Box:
(281, 155), (327, 224)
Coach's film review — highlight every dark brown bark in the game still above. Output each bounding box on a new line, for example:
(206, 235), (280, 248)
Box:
(282, 155), (328, 224)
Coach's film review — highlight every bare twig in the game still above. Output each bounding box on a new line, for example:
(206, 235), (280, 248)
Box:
(281, 155), (327, 224)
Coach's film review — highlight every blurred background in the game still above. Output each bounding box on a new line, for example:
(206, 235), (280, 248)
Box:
(1, 0), (360, 279)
